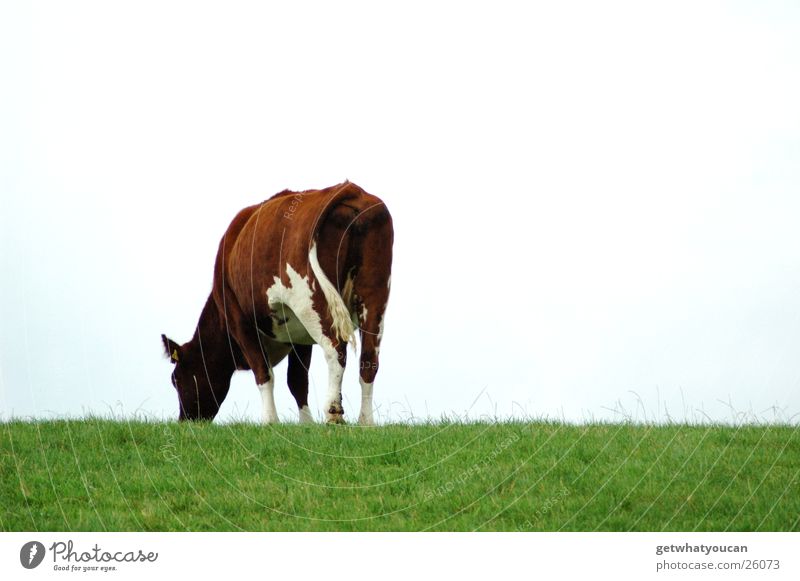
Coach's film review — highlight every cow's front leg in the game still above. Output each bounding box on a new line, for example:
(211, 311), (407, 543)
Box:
(258, 369), (279, 424)
(323, 342), (347, 424)
(287, 344), (314, 423)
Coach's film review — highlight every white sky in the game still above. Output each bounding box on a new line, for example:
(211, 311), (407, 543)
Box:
(2, 1), (800, 423)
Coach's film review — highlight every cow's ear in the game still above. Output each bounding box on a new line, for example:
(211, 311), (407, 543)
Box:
(161, 334), (182, 364)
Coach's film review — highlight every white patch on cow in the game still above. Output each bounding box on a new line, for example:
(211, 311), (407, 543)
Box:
(258, 379), (279, 424)
(375, 302), (388, 356)
(358, 378), (375, 426)
(308, 242), (356, 351)
(360, 306), (368, 325)
(266, 264), (327, 347)
(298, 405), (313, 424)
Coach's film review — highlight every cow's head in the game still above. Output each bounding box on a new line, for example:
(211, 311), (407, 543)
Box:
(161, 334), (229, 421)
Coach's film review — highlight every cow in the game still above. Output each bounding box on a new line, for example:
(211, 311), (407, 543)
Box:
(161, 181), (393, 425)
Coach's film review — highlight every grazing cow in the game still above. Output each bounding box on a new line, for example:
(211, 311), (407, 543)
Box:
(161, 181), (393, 425)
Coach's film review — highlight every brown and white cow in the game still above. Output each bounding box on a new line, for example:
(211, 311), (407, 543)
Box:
(161, 181), (393, 425)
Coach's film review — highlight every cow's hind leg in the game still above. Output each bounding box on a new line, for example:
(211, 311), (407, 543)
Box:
(292, 327), (346, 424)
(356, 298), (387, 426)
(266, 298), (348, 424)
(287, 344), (314, 423)
(352, 213), (392, 426)
(352, 272), (391, 426)
(320, 339), (347, 424)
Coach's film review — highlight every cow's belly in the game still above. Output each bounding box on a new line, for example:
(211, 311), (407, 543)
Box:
(254, 334), (293, 367)
(268, 305), (316, 345)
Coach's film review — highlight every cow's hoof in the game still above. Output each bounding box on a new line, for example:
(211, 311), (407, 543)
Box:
(326, 401), (345, 424)
(358, 415), (375, 427)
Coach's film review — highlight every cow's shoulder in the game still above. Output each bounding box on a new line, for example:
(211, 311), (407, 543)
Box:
(220, 202), (258, 241)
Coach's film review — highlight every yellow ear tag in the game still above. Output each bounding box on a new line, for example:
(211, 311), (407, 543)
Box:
(171, 349), (179, 362)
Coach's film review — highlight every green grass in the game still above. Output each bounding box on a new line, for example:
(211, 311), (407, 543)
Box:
(1, 419), (798, 531)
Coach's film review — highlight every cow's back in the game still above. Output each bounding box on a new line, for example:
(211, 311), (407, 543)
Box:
(219, 183), (377, 321)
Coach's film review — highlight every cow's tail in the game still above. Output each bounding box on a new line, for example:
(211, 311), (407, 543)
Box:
(309, 241), (357, 351)
(307, 182), (362, 351)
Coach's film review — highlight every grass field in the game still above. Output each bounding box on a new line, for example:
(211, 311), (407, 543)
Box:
(1, 419), (798, 531)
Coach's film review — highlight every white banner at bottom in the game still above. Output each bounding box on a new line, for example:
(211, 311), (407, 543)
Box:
(1, 532), (797, 580)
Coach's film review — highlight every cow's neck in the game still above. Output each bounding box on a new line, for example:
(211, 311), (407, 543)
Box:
(187, 294), (238, 377)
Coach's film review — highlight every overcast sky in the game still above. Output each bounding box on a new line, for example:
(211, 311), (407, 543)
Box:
(2, 1), (800, 424)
